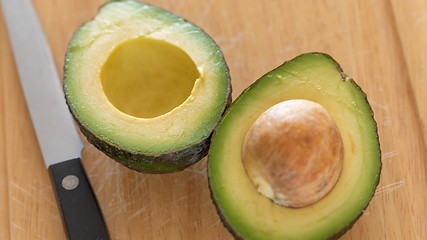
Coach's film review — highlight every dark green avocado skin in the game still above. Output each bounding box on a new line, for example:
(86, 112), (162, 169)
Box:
(68, 93), (231, 174)
(207, 52), (381, 239)
(63, 1), (232, 174)
(78, 117), (210, 173)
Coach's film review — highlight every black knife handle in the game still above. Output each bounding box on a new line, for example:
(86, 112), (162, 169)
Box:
(48, 158), (110, 240)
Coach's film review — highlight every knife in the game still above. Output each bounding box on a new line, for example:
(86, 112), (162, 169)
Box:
(1, 0), (110, 239)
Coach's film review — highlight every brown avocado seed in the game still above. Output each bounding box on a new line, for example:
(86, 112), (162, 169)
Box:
(242, 99), (343, 208)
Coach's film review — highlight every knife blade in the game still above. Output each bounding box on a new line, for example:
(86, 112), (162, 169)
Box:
(1, 0), (110, 239)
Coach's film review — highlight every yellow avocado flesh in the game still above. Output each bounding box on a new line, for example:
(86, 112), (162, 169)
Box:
(208, 53), (380, 239)
(101, 37), (200, 118)
(64, 1), (230, 154)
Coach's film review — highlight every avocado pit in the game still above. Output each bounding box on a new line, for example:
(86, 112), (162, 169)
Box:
(242, 99), (343, 208)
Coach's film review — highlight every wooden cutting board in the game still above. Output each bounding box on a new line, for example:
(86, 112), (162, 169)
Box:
(1, 0), (426, 239)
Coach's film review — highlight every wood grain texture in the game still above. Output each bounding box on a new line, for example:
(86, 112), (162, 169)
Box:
(0, 3), (11, 239)
(389, 1), (427, 239)
(1, 0), (426, 239)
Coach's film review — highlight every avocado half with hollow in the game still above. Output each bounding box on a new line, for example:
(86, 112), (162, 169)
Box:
(208, 53), (381, 239)
(64, 0), (231, 173)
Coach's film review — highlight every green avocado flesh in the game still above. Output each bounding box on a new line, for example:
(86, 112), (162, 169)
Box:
(64, 0), (231, 173)
(208, 53), (381, 239)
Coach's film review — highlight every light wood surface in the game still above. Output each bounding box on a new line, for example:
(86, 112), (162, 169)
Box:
(1, 0), (426, 239)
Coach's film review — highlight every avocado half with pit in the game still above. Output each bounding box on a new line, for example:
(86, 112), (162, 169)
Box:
(208, 53), (381, 239)
(64, 0), (231, 173)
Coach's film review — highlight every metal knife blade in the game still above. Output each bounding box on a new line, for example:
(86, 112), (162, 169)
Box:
(1, 0), (82, 167)
(1, 0), (110, 239)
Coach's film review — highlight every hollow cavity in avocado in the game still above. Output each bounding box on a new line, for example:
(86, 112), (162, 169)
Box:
(64, 0), (231, 173)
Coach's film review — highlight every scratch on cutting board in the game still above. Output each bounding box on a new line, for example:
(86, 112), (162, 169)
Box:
(154, 174), (166, 186)
(11, 222), (24, 231)
(11, 182), (31, 197)
(220, 26), (250, 53)
(28, 183), (39, 191)
(185, 166), (206, 176)
(10, 196), (25, 206)
(85, 154), (103, 173)
(382, 151), (398, 162)
(106, 193), (133, 208)
(113, 193), (131, 209)
(140, 210), (157, 222)
(27, 181), (57, 208)
(375, 180), (405, 195)
(152, 218), (172, 232)
(105, 201), (134, 221)
(36, 235), (48, 240)
(128, 205), (149, 220)
(39, 180), (52, 191)
(90, 169), (122, 179)
(94, 180), (105, 195)
(382, 118), (392, 126)
(206, 219), (222, 232)
(367, 100), (389, 112)
(105, 170), (123, 178)
(130, 178), (149, 196)
(414, 12), (427, 27)
(42, 195), (57, 209)
(200, 197), (214, 209)
(106, 197), (118, 208)
(111, 233), (128, 240)
(114, 177), (127, 209)
(162, 195), (190, 210)
(186, 171), (207, 182)
(47, 211), (61, 223)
